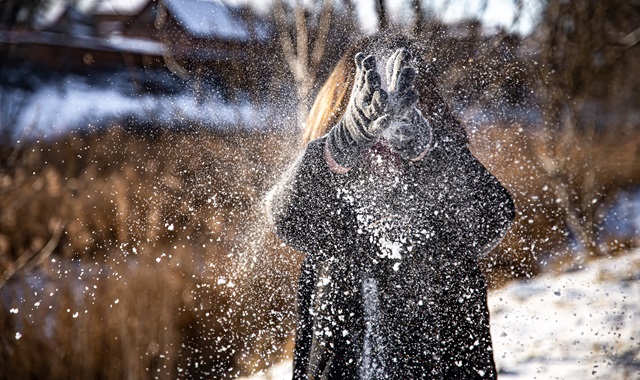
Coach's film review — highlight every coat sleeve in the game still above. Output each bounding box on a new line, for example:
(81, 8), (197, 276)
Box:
(265, 137), (349, 256)
(461, 147), (516, 256)
(409, 139), (515, 258)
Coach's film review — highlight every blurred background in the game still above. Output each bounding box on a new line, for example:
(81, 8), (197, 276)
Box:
(0, 0), (638, 378)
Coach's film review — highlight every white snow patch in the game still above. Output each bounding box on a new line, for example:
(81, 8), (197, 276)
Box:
(163, 0), (249, 41)
(491, 249), (640, 379)
(5, 71), (291, 141)
(377, 237), (403, 260)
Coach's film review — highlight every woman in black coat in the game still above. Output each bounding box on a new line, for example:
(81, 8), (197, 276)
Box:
(266, 35), (515, 379)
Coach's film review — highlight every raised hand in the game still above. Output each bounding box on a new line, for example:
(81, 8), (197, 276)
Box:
(326, 53), (390, 169)
(382, 48), (432, 161)
(350, 53), (390, 136)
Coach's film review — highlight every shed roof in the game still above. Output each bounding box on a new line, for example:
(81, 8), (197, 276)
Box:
(92, 0), (152, 16)
(163, 0), (252, 41)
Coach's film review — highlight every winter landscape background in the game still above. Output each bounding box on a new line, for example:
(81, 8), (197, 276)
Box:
(1, 0), (639, 379)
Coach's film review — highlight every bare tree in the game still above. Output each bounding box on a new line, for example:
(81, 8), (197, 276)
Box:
(375, 0), (389, 31)
(153, 1), (190, 80)
(412, 0), (424, 34)
(0, 0), (44, 27)
(344, 0), (356, 16)
(273, 0), (334, 127)
(527, 0), (640, 258)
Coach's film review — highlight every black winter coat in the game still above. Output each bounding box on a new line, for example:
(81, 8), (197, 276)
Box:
(266, 127), (515, 380)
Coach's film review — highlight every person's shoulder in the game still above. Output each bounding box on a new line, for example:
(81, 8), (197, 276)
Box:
(306, 135), (328, 151)
(299, 135), (329, 164)
(290, 135), (331, 175)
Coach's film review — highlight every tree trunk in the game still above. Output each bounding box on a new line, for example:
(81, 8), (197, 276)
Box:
(273, 0), (334, 127)
(412, 0), (423, 34)
(376, 0), (388, 31)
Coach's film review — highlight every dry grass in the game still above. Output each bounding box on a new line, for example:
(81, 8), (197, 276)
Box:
(471, 124), (640, 287)
(0, 121), (638, 377)
(0, 126), (302, 379)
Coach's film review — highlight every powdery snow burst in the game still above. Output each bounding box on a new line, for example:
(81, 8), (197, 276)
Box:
(241, 249), (640, 379)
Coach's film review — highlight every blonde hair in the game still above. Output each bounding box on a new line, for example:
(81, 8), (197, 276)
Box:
(302, 55), (354, 145)
(302, 34), (468, 146)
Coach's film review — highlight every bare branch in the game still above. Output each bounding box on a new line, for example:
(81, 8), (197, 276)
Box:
(478, 0), (489, 16)
(274, 0), (303, 81)
(310, 0), (334, 74)
(412, 0), (423, 34)
(375, 0), (388, 31)
(273, 0), (336, 124)
(155, 2), (189, 79)
(294, 0), (309, 76)
(344, 0), (356, 16)
(510, 0), (523, 31)
(620, 26), (640, 47)
(0, 219), (62, 291)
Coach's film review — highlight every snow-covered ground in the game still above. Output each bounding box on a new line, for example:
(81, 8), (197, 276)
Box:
(243, 249), (640, 379)
(492, 249), (640, 379)
(1, 68), (293, 140)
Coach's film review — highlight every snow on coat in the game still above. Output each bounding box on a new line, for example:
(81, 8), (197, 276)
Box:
(266, 124), (515, 379)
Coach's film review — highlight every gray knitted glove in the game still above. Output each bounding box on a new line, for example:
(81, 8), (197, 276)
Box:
(326, 53), (390, 169)
(382, 48), (432, 160)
